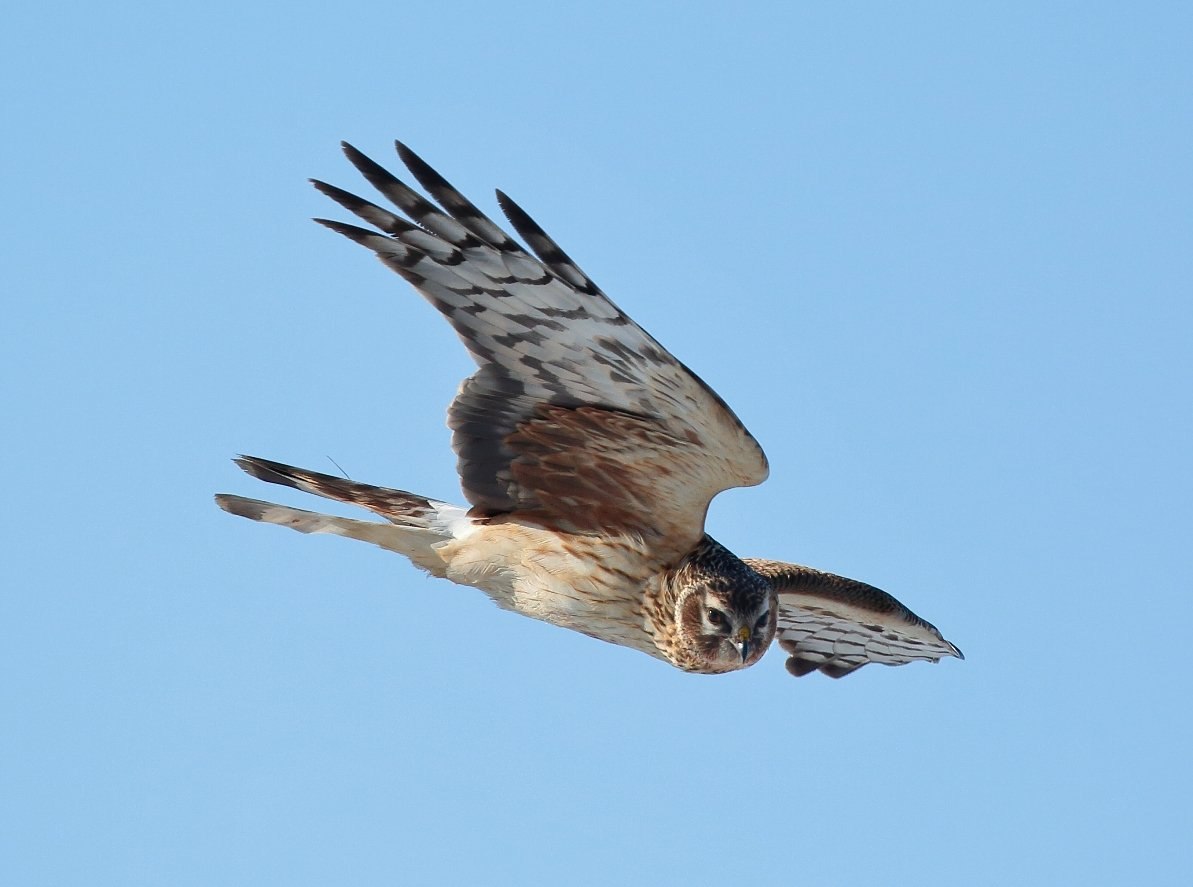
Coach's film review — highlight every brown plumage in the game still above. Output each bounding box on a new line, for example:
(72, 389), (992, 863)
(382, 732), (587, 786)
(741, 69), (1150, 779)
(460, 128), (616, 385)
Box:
(215, 139), (962, 678)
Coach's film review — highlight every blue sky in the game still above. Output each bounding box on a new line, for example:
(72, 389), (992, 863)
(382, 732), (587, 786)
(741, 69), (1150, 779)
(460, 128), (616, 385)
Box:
(3, 2), (1191, 884)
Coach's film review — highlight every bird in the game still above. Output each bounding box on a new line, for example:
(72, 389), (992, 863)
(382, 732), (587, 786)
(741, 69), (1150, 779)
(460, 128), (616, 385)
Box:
(215, 139), (963, 679)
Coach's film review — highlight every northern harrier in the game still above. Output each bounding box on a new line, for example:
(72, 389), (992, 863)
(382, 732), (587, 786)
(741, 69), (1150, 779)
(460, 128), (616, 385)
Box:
(216, 140), (962, 679)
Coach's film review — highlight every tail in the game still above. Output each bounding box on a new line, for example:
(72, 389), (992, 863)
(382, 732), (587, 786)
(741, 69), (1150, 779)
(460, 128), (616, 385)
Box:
(215, 455), (470, 577)
(227, 455), (440, 525)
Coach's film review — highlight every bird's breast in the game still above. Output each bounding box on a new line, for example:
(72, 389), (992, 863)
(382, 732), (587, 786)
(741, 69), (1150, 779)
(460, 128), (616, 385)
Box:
(439, 520), (667, 658)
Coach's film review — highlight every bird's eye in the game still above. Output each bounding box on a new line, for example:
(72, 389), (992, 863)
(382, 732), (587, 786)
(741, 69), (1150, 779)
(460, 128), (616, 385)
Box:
(706, 608), (726, 628)
(755, 612), (770, 630)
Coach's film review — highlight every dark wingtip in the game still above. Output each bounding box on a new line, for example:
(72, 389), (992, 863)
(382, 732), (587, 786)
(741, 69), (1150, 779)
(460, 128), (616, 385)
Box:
(494, 188), (528, 228)
(311, 180), (378, 216)
(311, 179), (355, 207)
(341, 142), (395, 185)
(394, 139), (416, 165)
(311, 217), (376, 243)
(394, 140), (446, 191)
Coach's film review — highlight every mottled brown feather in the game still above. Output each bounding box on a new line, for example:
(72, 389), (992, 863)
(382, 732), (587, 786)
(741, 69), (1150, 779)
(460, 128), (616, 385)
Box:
(504, 406), (742, 558)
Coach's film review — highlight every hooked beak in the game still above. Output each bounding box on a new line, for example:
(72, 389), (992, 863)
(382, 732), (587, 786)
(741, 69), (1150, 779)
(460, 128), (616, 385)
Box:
(735, 627), (751, 663)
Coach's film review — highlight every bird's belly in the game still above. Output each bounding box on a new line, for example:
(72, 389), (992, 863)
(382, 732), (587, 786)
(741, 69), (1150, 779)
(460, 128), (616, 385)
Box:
(440, 522), (664, 658)
(514, 552), (662, 656)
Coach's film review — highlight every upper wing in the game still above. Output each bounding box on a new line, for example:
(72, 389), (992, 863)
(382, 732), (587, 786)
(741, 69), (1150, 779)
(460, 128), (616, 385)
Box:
(743, 558), (963, 679)
(312, 141), (768, 553)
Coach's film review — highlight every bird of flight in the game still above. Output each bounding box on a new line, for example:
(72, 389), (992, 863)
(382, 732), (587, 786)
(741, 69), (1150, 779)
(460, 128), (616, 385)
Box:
(216, 140), (962, 679)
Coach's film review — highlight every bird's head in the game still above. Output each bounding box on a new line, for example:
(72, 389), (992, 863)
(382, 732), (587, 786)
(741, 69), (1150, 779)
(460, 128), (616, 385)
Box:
(671, 540), (777, 673)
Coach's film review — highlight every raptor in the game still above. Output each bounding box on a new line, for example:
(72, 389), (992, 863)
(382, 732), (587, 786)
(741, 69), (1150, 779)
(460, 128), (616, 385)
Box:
(216, 140), (962, 679)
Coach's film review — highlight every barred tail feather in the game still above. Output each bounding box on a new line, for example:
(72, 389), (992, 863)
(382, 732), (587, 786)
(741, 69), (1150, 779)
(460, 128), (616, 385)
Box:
(231, 455), (436, 527)
(214, 494), (450, 577)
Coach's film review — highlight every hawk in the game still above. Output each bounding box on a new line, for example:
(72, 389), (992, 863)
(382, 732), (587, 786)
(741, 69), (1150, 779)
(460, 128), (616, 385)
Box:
(216, 140), (962, 679)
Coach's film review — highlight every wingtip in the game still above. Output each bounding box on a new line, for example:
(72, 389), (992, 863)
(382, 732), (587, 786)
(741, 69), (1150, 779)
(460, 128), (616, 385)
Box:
(310, 180), (381, 218)
(494, 188), (527, 225)
(393, 140), (441, 187)
(494, 188), (522, 226)
(338, 141), (368, 170)
(311, 217), (370, 241)
(935, 626), (965, 661)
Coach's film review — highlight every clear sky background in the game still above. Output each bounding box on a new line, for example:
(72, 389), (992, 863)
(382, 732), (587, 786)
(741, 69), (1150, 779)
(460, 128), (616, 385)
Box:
(3, 2), (1191, 885)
